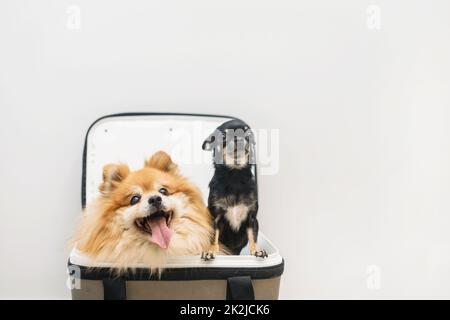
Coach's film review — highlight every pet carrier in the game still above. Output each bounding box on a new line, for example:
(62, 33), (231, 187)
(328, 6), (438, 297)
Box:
(68, 113), (284, 300)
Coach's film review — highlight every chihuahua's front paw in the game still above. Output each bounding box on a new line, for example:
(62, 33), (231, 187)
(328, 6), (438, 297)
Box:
(201, 251), (215, 261)
(201, 244), (219, 261)
(252, 249), (268, 258)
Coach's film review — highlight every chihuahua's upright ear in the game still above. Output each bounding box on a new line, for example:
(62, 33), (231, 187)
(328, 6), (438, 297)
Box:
(145, 151), (178, 174)
(202, 129), (221, 151)
(245, 128), (256, 145)
(99, 163), (130, 194)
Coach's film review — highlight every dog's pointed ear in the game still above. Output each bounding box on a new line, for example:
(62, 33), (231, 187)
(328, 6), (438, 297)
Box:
(202, 130), (221, 151)
(99, 163), (130, 194)
(245, 127), (256, 145)
(202, 133), (213, 151)
(145, 151), (178, 174)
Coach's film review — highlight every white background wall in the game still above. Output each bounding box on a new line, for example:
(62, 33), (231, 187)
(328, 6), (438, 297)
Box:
(1, 0), (450, 299)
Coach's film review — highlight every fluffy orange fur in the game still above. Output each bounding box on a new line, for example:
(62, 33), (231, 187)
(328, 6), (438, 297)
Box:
(73, 151), (213, 273)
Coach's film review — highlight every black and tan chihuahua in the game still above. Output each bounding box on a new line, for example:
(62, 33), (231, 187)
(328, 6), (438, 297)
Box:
(201, 119), (267, 260)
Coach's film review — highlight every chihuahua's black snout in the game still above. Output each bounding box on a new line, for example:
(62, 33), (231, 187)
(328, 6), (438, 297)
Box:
(148, 195), (162, 207)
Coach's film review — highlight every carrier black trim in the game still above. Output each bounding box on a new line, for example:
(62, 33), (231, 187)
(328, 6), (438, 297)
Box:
(68, 259), (284, 281)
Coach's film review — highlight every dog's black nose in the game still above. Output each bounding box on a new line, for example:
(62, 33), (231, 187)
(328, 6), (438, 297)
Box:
(148, 195), (162, 206)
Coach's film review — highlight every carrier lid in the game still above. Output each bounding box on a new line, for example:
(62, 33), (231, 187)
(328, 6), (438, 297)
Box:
(82, 113), (257, 208)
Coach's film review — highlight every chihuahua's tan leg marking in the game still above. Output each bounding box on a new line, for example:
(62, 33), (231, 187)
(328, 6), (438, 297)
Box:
(208, 228), (220, 256)
(202, 228), (220, 261)
(212, 228), (220, 252)
(247, 227), (268, 258)
(247, 227), (257, 254)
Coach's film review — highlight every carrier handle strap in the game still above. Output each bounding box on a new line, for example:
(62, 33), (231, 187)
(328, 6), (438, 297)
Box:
(103, 278), (127, 300)
(226, 276), (255, 300)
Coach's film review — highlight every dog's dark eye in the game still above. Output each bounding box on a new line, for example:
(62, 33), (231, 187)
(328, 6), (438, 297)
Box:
(130, 195), (141, 205)
(159, 187), (169, 196)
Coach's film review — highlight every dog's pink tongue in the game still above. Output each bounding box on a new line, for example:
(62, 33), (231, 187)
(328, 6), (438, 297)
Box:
(148, 216), (172, 249)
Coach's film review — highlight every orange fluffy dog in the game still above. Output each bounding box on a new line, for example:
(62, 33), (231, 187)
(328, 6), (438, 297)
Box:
(74, 151), (213, 272)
